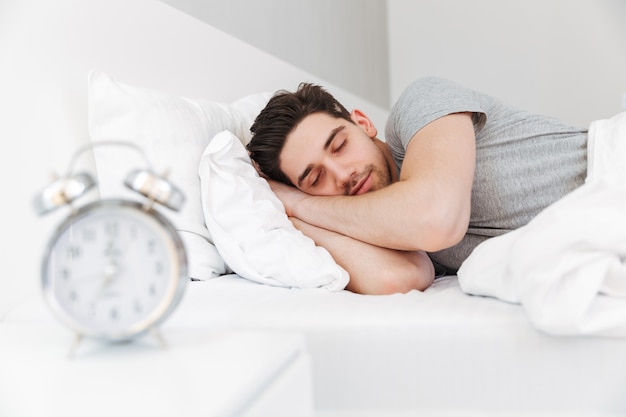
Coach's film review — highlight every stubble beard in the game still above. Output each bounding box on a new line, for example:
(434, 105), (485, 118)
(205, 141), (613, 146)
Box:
(346, 163), (392, 196)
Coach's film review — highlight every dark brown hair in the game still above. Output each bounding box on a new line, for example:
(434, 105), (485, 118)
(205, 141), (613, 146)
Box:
(247, 82), (352, 185)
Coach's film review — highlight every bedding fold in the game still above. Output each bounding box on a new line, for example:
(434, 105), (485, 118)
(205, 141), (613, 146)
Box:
(457, 111), (626, 337)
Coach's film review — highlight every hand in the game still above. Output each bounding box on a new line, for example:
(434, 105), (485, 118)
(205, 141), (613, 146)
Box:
(267, 180), (307, 217)
(96, 259), (120, 299)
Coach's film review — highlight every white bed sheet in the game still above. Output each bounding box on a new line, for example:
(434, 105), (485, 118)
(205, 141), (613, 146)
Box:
(6, 274), (626, 416)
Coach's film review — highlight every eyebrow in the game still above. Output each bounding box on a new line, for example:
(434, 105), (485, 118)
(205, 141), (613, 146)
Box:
(297, 125), (345, 187)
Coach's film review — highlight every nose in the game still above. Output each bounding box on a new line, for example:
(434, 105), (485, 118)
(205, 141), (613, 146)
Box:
(329, 160), (355, 193)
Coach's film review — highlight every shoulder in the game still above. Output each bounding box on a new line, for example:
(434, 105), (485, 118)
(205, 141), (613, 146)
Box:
(385, 77), (485, 147)
(391, 77), (482, 115)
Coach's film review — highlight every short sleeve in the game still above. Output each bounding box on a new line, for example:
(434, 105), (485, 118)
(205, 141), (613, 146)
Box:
(384, 77), (486, 168)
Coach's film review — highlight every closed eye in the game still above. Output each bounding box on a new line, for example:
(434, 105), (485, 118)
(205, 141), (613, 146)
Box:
(310, 169), (323, 187)
(298, 125), (346, 188)
(333, 139), (347, 153)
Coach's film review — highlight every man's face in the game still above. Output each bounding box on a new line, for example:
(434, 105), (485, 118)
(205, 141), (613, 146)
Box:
(279, 111), (393, 196)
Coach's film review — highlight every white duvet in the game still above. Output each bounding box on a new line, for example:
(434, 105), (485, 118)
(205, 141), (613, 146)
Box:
(458, 112), (626, 337)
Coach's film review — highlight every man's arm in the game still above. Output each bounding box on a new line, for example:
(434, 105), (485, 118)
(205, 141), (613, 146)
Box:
(273, 113), (476, 253)
(289, 217), (434, 294)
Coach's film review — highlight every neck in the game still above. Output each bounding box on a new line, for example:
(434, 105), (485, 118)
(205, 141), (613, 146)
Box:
(375, 139), (399, 183)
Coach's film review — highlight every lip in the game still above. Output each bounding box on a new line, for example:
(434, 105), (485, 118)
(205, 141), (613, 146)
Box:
(350, 172), (372, 196)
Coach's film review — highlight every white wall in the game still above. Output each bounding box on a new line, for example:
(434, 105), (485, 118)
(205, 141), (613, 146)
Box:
(388, 0), (626, 128)
(161, 0), (626, 127)
(159, 0), (391, 109)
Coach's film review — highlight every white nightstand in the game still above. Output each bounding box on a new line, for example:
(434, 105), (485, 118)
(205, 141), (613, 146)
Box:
(0, 322), (313, 417)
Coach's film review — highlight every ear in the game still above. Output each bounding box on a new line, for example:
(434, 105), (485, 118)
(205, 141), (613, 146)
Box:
(350, 109), (378, 138)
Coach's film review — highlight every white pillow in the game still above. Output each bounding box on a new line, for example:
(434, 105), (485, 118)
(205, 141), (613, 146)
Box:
(87, 70), (272, 280)
(199, 130), (349, 291)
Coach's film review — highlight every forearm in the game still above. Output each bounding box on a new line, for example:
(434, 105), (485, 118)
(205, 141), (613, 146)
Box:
(272, 179), (442, 252)
(289, 217), (434, 294)
(291, 180), (443, 251)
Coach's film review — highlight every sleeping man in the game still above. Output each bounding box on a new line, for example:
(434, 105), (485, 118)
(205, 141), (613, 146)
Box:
(246, 77), (588, 295)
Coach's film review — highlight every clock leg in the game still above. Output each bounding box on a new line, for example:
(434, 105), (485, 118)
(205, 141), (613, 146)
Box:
(67, 333), (83, 359)
(149, 326), (169, 350)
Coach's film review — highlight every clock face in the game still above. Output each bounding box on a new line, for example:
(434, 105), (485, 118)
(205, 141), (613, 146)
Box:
(42, 200), (187, 340)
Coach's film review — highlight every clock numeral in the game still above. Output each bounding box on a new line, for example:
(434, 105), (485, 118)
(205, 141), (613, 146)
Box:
(155, 261), (163, 275)
(69, 290), (78, 303)
(149, 283), (157, 296)
(61, 268), (70, 281)
(129, 225), (138, 240)
(110, 307), (119, 321)
(147, 239), (156, 254)
(67, 245), (81, 259)
(133, 300), (143, 314)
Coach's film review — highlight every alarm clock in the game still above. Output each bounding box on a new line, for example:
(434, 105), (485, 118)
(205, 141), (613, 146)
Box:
(34, 141), (188, 346)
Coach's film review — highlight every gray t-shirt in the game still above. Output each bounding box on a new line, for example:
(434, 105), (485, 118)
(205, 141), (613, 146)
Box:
(384, 77), (588, 272)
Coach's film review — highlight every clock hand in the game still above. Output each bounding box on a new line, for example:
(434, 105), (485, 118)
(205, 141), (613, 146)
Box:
(95, 259), (120, 299)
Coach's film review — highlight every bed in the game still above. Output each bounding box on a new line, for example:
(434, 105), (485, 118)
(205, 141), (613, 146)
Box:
(2, 0), (626, 416)
(6, 273), (626, 416)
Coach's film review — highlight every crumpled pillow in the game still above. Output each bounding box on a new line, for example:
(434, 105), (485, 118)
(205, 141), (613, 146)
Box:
(199, 130), (349, 291)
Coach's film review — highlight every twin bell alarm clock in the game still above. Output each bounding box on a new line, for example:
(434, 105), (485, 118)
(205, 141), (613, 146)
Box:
(33, 141), (188, 346)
